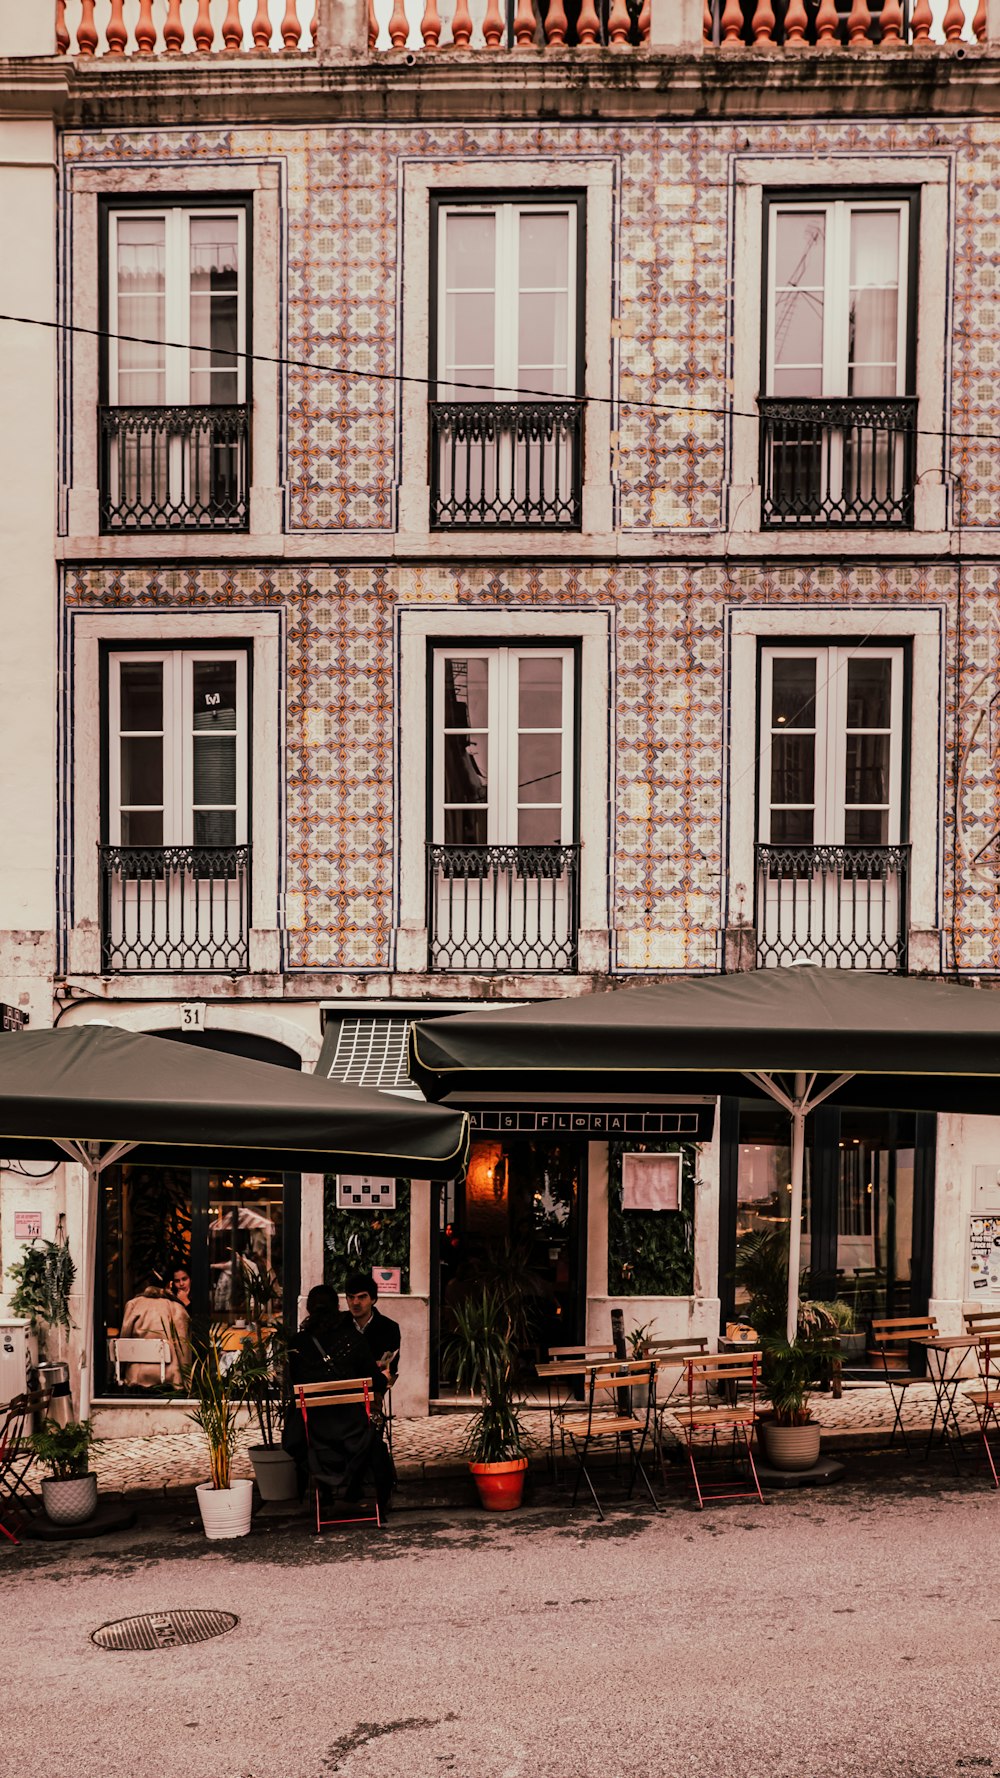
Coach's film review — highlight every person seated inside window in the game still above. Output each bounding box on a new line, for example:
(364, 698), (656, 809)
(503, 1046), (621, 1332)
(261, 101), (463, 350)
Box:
(119, 1278), (190, 1390)
(284, 1285), (394, 1517)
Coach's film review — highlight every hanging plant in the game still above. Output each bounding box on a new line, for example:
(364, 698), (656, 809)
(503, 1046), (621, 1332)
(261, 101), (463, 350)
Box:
(7, 1237), (76, 1348)
(323, 1179), (410, 1292)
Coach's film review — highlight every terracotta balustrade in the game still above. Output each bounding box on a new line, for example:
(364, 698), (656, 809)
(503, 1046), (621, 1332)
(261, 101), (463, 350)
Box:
(55, 0), (316, 53)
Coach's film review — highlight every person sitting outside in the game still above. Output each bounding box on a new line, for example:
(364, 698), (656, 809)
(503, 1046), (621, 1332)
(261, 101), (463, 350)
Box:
(345, 1270), (401, 1386)
(119, 1278), (190, 1390)
(285, 1285), (394, 1518)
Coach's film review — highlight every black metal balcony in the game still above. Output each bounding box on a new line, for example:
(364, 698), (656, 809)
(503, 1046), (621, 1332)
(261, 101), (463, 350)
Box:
(759, 397), (916, 527)
(100, 844), (251, 973)
(99, 404), (249, 533)
(755, 842), (910, 970)
(427, 842), (580, 972)
(430, 400), (582, 529)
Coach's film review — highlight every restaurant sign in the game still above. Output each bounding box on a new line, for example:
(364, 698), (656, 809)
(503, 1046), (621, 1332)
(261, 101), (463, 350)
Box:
(467, 1105), (714, 1139)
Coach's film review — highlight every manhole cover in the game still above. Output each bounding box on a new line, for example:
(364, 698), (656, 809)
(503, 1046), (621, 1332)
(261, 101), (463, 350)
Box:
(91, 1609), (239, 1652)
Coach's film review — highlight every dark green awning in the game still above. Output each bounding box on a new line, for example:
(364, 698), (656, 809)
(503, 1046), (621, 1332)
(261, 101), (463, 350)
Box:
(409, 967), (1000, 1115)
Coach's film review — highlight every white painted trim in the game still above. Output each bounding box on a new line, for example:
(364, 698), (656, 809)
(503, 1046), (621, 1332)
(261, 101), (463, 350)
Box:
(396, 605), (612, 973)
(725, 605), (944, 947)
(398, 157), (615, 541)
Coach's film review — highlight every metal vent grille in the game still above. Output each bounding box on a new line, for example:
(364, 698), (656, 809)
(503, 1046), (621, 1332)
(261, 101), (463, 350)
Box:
(325, 1017), (414, 1091)
(91, 1609), (239, 1652)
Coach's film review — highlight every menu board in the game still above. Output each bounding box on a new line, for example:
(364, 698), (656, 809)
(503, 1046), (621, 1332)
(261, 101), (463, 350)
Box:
(968, 1215), (1000, 1298)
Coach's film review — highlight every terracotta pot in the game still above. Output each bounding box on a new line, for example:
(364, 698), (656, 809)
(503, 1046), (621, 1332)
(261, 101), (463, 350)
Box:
(248, 1446), (298, 1502)
(41, 1473), (98, 1525)
(759, 1418), (821, 1472)
(469, 1458), (528, 1511)
(196, 1478), (254, 1540)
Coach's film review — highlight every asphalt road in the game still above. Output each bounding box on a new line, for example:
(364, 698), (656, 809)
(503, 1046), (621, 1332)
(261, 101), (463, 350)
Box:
(3, 1460), (999, 1778)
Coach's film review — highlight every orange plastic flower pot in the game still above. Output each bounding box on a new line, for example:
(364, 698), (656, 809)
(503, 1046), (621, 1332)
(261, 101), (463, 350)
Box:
(469, 1457), (529, 1511)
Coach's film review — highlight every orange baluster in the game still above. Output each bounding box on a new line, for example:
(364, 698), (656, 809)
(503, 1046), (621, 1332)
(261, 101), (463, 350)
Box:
(783, 0), (808, 36)
(606, 0), (630, 41)
(941, 0), (964, 36)
(106, 0), (128, 51)
(77, 0), (98, 53)
(751, 0), (776, 41)
(846, 0), (870, 42)
(910, 0), (932, 35)
(638, 0), (650, 36)
(721, 0), (744, 38)
(451, 0), (474, 44)
(576, 0), (601, 38)
(879, 0), (902, 38)
(282, 0), (303, 44)
(135, 0), (157, 50)
(974, 0), (986, 36)
(703, 0), (712, 33)
(513, 0), (537, 40)
(483, 0), (505, 43)
(368, 0), (379, 44)
(421, 0), (443, 46)
(222, 0), (244, 47)
(164, 0), (185, 49)
(194, 0), (214, 47)
(56, 0), (70, 53)
(388, 0), (409, 44)
(253, 0), (273, 46)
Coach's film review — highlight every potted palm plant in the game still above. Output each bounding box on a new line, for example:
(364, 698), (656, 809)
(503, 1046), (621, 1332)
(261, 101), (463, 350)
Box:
(185, 1325), (254, 1539)
(28, 1418), (100, 1525)
(445, 1285), (530, 1510)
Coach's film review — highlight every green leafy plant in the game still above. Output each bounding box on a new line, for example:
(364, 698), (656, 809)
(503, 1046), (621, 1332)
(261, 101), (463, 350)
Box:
(184, 1325), (245, 1490)
(7, 1238), (75, 1350)
(28, 1418), (98, 1481)
(324, 1179), (410, 1292)
(607, 1142), (696, 1297)
(231, 1257), (288, 1448)
(733, 1227), (855, 1424)
(627, 1319), (657, 1359)
(444, 1286), (529, 1465)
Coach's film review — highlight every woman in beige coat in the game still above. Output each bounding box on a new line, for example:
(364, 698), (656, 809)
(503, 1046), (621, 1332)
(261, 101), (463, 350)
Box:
(119, 1285), (191, 1390)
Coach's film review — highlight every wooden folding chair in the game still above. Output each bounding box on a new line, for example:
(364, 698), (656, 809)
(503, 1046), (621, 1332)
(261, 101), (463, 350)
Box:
(673, 1352), (764, 1510)
(963, 1310), (1000, 1342)
(108, 1336), (172, 1385)
(294, 1379), (385, 1533)
(966, 1336), (1000, 1488)
(648, 1337), (710, 1479)
(0, 1391), (48, 1546)
(868, 1316), (938, 1451)
(540, 1345), (618, 1480)
(558, 1360), (660, 1522)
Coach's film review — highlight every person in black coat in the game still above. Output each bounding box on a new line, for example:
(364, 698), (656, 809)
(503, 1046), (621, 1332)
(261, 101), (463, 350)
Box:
(344, 1270), (401, 1384)
(284, 1285), (393, 1516)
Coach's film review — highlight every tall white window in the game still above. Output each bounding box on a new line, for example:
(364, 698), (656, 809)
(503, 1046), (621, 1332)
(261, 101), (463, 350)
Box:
(109, 207), (245, 408)
(431, 201), (582, 528)
(759, 647), (904, 848)
(108, 650), (248, 849)
(762, 196), (915, 527)
(432, 648), (575, 847)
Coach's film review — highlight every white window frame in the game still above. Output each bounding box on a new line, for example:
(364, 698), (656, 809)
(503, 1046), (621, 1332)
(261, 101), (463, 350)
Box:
(764, 198), (911, 401)
(435, 201), (578, 401)
(107, 205), (247, 408)
(758, 645), (904, 847)
(728, 155), (950, 541)
(108, 647), (249, 848)
(431, 646), (576, 846)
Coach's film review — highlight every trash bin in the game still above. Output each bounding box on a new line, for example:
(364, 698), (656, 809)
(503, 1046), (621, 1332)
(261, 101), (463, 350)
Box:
(37, 1361), (73, 1425)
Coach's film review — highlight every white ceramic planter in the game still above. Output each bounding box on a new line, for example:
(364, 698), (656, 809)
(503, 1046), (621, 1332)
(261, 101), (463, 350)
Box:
(41, 1473), (98, 1525)
(196, 1478), (254, 1540)
(248, 1446), (298, 1502)
(759, 1419), (822, 1472)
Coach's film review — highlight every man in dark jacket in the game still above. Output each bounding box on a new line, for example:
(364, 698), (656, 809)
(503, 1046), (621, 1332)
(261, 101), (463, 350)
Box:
(345, 1270), (401, 1384)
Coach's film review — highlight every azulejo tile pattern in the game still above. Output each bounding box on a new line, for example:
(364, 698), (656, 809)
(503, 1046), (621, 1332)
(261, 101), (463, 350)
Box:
(62, 118), (996, 531)
(66, 561), (1000, 975)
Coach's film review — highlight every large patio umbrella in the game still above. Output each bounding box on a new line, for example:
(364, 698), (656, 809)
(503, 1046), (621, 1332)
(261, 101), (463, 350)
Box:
(410, 967), (1000, 1343)
(0, 1024), (469, 1415)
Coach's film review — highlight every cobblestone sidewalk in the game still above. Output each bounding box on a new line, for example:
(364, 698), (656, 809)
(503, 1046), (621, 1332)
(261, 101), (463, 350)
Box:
(17, 1379), (988, 1500)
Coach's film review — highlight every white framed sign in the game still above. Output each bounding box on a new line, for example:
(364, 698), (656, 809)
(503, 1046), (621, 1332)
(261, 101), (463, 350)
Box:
(336, 1175), (397, 1211)
(621, 1152), (681, 1212)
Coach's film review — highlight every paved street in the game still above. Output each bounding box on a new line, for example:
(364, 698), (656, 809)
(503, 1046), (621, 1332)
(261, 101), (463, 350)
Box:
(3, 1455), (999, 1778)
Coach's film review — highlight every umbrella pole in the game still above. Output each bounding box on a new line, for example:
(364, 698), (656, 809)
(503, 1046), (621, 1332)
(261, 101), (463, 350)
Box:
(78, 1158), (100, 1422)
(786, 1075), (807, 1346)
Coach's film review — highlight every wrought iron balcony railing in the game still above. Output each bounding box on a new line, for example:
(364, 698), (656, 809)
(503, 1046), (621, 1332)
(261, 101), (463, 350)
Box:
(430, 401), (582, 530)
(759, 396), (917, 528)
(427, 842), (580, 972)
(100, 844), (251, 973)
(99, 404), (250, 534)
(755, 842), (910, 971)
